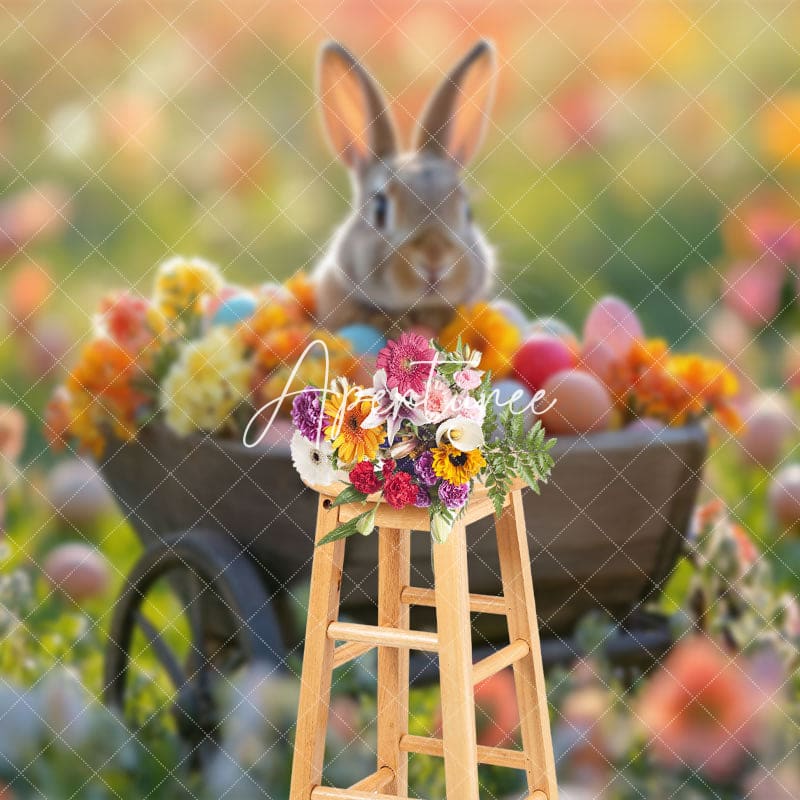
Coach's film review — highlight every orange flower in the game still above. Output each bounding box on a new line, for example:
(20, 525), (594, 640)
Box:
(62, 337), (152, 454)
(609, 339), (740, 429)
(439, 303), (521, 378)
(324, 390), (383, 464)
(284, 271), (318, 318)
(638, 636), (762, 781)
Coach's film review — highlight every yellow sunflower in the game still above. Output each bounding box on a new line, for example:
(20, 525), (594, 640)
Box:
(324, 392), (383, 464)
(431, 443), (486, 485)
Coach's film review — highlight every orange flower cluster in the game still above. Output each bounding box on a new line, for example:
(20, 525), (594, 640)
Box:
(609, 338), (741, 430)
(46, 338), (151, 456)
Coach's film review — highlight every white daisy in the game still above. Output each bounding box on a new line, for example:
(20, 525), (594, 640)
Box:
(290, 430), (344, 486)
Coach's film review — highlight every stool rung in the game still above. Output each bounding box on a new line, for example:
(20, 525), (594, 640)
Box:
(327, 621), (439, 652)
(348, 766), (394, 792)
(472, 639), (530, 685)
(311, 788), (406, 800)
(399, 734), (527, 770)
(332, 641), (374, 669)
(400, 586), (507, 615)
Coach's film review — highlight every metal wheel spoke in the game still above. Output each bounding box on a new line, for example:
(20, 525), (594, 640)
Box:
(185, 570), (211, 673)
(135, 611), (186, 690)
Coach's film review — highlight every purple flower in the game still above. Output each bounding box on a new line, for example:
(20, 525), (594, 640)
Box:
(291, 386), (327, 442)
(414, 451), (438, 487)
(414, 485), (432, 508)
(438, 480), (469, 510)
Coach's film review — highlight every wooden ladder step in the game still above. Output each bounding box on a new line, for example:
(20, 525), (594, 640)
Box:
(311, 788), (408, 800)
(348, 766), (394, 792)
(327, 621), (439, 652)
(472, 639), (530, 685)
(400, 586), (507, 616)
(332, 641), (374, 669)
(399, 734), (528, 770)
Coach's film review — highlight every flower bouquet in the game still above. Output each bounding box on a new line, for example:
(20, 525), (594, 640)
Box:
(288, 332), (556, 545)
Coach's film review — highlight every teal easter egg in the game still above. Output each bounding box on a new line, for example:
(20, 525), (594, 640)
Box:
(336, 323), (387, 356)
(212, 292), (257, 325)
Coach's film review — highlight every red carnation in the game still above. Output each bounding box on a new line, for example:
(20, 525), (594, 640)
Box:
(381, 459), (396, 479)
(383, 471), (418, 509)
(349, 461), (382, 494)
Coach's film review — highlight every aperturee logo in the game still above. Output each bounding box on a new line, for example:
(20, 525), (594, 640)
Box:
(242, 338), (556, 450)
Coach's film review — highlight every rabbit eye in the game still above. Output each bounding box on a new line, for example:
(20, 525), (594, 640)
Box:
(373, 192), (389, 229)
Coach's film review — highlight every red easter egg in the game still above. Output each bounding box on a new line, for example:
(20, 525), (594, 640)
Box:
(43, 543), (110, 602)
(513, 335), (577, 393)
(769, 465), (800, 526)
(539, 369), (614, 435)
(583, 296), (644, 359)
(737, 393), (795, 468)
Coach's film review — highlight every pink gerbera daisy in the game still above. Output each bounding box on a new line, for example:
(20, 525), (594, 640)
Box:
(376, 332), (436, 395)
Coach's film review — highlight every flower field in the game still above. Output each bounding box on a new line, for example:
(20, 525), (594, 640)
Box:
(1, 2), (800, 799)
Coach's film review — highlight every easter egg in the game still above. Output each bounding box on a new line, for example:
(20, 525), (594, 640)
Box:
(769, 464), (800, 526)
(513, 334), (577, 393)
(737, 393), (795, 468)
(489, 379), (535, 434)
(539, 369), (614, 435)
(722, 259), (784, 326)
(579, 339), (619, 385)
(204, 286), (238, 317)
(336, 323), (387, 357)
(528, 317), (580, 351)
(583, 296), (643, 359)
(490, 299), (528, 333)
(211, 291), (257, 326)
(43, 543), (110, 602)
(46, 459), (114, 526)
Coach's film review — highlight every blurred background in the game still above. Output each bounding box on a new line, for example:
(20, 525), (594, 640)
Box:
(2, 2), (800, 799)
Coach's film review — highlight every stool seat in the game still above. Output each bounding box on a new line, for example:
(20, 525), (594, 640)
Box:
(289, 485), (559, 800)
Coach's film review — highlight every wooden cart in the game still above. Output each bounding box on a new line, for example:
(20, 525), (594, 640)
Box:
(99, 422), (707, 753)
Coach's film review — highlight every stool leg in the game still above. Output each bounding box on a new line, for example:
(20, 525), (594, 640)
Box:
(432, 520), (480, 800)
(495, 489), (559, 800)
(377, 527), (411, 794)
(290, 497), (346, 800)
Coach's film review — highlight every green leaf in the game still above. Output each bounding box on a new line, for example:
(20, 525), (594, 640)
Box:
(330, 485), (368, 507)
(317, 509), (374, 546)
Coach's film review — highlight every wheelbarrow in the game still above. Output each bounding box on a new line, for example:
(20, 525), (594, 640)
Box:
(98, 421), (707, 753)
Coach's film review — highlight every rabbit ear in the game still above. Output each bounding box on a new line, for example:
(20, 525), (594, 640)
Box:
(414, 39), (497, 168)
(317, 41), (398, 170)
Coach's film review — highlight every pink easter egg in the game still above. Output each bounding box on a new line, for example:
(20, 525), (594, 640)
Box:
(583, 296), (644, 359)
(539, 369), (614, 435)
(769, 465), (800, 527)
(737, 393), (795, 468)
(46, 459), (114, 526)
(43, 543), (110, 602)
(578, 339), (620, 385)
(513, 335), (577, 394)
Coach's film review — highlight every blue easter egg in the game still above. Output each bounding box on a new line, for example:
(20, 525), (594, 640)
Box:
(212, 293), (257, 325)
(490, 298), (529, 333)
(489, 378), (535, 436)
(336, 323), (387, 356)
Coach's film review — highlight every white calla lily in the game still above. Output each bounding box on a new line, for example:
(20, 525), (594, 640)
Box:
(435, 417), (485, 451)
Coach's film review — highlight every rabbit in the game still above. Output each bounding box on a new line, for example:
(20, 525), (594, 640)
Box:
(313, 39), (498, 335)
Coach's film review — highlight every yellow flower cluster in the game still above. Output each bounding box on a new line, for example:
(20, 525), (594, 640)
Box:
(153, 256), (223, 321)
(439, 302), (521, 378)
(161, 328), (251, 436)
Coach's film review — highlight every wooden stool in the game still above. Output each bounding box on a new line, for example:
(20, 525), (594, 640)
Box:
(289, 481), (558, 800)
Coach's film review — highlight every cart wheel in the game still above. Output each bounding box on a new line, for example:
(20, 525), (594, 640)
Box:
(104, 528), (285, 764)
